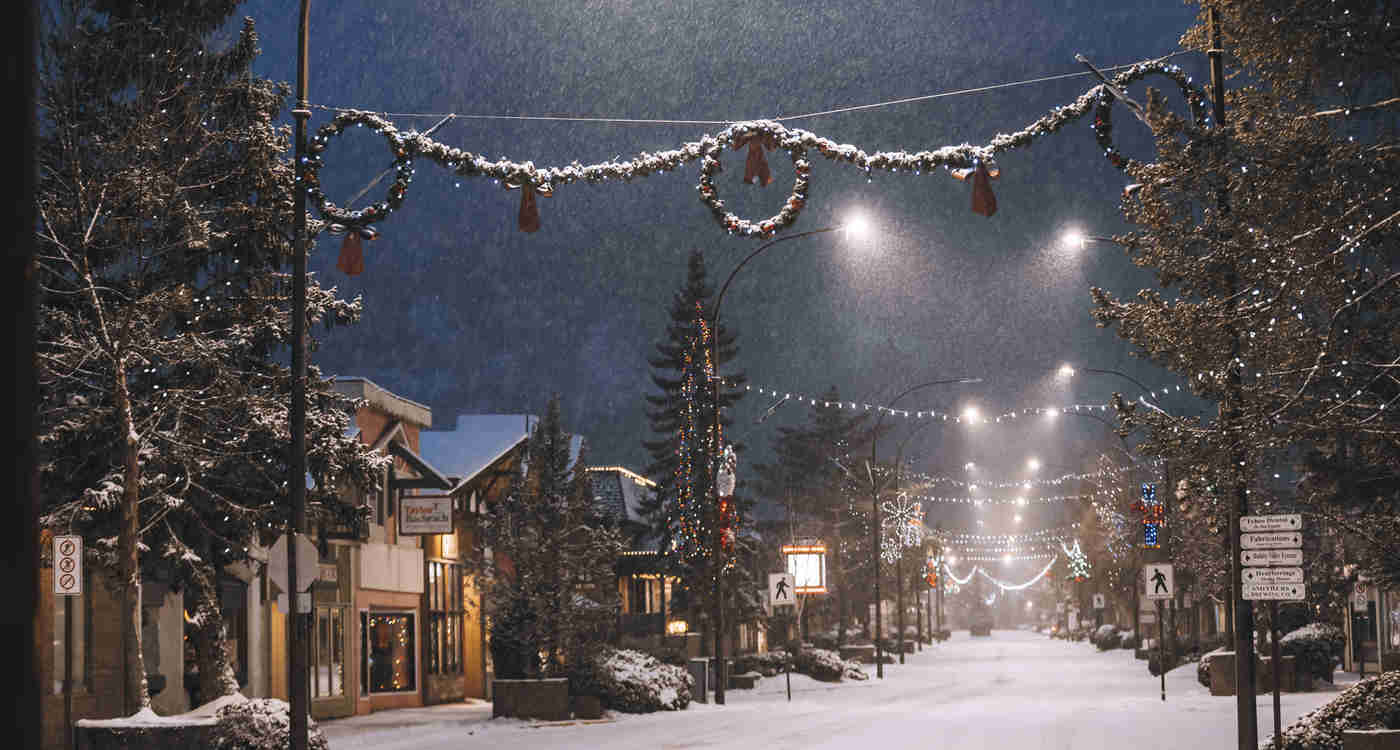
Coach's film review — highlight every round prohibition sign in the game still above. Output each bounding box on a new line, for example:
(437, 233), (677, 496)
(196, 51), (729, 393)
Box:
(59, 557), (75, 573)
(60, 539), (76, 556)
(59, 573), (76, 591)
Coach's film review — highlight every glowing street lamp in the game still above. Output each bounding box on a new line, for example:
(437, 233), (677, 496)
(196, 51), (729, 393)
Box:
(1027, 457), (1042, 472)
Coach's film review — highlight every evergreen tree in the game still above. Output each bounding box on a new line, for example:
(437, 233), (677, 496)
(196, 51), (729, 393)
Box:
(485, 396), (621, 678)
(753, 388), (871, 647)
(1092, 2), (1400, 604)
(36, 1), (385, 710)
(641, 250), (746, 636)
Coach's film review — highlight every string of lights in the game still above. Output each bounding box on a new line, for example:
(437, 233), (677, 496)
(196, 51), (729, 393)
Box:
(907, 469), (1103, 489)
(931, 524), (1080, 543)
(744, 384), (1186, 425)
(943, 556), (1059, 588)
(907, 492), (1091, 505)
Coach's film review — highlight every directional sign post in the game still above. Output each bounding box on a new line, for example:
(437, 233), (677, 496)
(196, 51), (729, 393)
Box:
(1240, 514), (1305, 748)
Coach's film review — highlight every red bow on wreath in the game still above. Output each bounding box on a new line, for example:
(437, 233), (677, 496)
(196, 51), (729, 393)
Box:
(732, 131), (778, 186)
(336, 229), (377, 276)
(951, 161), (1001, 217)
(507, 181), (553, 233)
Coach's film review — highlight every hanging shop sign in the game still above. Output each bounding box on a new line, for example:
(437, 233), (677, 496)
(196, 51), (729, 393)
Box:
(782, 544), (827, 594)
(1240, 514), (1302, 533)
(399, 495), (454, 535)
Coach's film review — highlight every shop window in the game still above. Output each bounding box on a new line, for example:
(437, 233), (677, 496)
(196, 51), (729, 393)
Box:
(310, 605), (346, 699)
(427, 562), (464, 675)
(52, 584), (90, 695)
(363, 611), (415, 692)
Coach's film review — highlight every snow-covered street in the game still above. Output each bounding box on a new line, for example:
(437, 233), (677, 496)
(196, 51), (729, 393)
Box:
(326, 630), (1352, 750)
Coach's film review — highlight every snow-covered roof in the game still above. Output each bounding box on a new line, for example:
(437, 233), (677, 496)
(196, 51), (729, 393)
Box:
(588, 466), (655, 531)
(331, 376), (433, 428)
(419, 414), (536, 493)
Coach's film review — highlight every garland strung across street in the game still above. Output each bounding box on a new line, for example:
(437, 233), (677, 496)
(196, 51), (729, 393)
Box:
(943, 556), (1059, 589)
(302, 60), (1205, 272)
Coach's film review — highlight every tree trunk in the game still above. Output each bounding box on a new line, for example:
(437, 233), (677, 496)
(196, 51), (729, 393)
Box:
(834, 533), (849, 650)
(114, 360), (149, 714)
(189, 564), (239, 704)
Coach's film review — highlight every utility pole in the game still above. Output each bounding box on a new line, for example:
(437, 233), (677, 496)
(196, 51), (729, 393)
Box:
(1207, 7), (1257, 748)
(289, 2), (312, 748)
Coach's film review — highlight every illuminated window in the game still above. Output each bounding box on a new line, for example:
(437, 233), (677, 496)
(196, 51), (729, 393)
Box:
(363, 612), (416, 693)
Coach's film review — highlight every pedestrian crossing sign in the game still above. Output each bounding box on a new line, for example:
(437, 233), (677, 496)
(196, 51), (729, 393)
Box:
(1145, 564), (1174, 600)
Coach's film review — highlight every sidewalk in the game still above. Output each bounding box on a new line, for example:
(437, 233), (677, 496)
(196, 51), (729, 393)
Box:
(318, 699), (494, 743)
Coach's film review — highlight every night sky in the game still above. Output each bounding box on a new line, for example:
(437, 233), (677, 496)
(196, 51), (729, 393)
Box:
(237, 0), (1213, 529)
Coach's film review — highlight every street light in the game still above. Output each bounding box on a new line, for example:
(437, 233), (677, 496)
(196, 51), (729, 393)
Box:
(1027, 457), (1041, 472)
(708, 221), (866, 703)
(870, 376), (981, 675)
(1060, 229), (1117, 251)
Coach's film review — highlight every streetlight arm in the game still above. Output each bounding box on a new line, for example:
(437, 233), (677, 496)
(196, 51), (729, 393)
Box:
(711, 227), (840, 324)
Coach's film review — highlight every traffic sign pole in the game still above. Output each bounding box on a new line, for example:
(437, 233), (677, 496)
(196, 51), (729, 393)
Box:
(1271, 600), (1282, 750)
(1158, 600), (1166, 702)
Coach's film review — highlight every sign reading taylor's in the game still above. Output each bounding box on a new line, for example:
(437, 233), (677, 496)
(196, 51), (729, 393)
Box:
(399, 495), (453, 535)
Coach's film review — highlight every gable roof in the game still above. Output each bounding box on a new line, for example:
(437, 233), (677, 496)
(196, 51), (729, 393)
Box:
(588, 466), (659, 552)
(419, 414), (537, 494)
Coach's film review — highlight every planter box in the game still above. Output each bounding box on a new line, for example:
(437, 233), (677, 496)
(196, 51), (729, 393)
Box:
(491, 678), (570, 721)
(1207, 653), (1298, 695)
(75, 724), (216, 750)
(571, 695), (604, 720)
(1208, 652), (1237, 696)
(1344, 729), (1400, 750)
(729, 671), (760, 690)
(839, 644), (876, 663)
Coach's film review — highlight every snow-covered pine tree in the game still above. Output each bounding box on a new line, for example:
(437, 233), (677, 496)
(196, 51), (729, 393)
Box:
(640, 250), (746, 638)
(484, 396), (621, 678)
(36, 1), (387, 710)
(1092, 2), (1400, 601)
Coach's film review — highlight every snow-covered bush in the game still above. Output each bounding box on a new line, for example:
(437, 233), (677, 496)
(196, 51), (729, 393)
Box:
(1119, 631), (1139, 650)
(793, 648), (847, 682)
(1281, 623), (1346, 684)
(843, 660), (869, 681)
(733, 650), (792, 677)
(1093, 625), (1120, 650)
(1198, 647), (1227, 688)
(1275, 671), (1400, 750)
(571, 648), (691, 713)
(211, 698), (328, 750)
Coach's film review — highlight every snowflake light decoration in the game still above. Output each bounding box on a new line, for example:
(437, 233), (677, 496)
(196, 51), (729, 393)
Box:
(880, 494), (924, 563)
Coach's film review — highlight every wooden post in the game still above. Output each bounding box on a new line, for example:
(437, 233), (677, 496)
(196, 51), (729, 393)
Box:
(1271, 601), (1281, 750)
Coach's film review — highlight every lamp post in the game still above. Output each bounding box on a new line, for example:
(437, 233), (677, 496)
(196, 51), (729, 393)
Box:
(708, 222), (865, 704)
(1058, 363), (1177, 653)
(289, 3), (312, 749)
(869, 377), (981, 677)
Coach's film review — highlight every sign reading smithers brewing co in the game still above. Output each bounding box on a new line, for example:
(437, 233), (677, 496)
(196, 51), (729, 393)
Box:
(399, 495), (454, 535)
